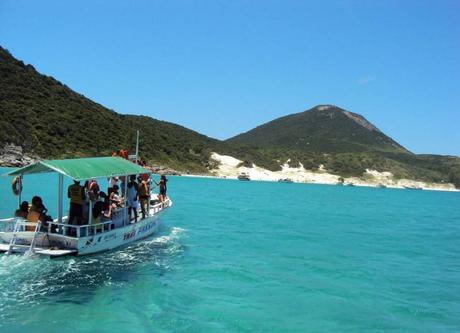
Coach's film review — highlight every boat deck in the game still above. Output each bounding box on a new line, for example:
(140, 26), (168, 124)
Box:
(0, 244), (77, 257)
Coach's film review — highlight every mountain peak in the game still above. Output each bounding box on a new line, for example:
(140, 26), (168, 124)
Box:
(314, 104), (335, 111)
(228, 105), (407, 153)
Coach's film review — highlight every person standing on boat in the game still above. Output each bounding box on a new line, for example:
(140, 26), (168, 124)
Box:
(127, 175), (139, 222)
(68, 180), (86, 225)
(154, 175), (168, 202)
(87, 179), (100, 202)
(137, 176), (150, 219)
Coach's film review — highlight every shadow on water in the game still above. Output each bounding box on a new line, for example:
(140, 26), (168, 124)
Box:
(0, 224), (186, 322)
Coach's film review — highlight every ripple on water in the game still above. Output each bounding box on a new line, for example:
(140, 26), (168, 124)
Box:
(0, 225), (186, 326)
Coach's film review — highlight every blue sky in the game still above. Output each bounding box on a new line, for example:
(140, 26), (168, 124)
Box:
(1, 0), (459, 155)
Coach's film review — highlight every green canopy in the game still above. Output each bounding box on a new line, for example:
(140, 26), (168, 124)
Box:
(4, 157), (151, 181)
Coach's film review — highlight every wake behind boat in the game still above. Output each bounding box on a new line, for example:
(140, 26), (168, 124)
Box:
(0, 157), (172, 257)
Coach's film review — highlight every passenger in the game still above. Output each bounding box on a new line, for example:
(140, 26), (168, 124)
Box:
(95, 193), (111, 217)
(87, 179), (100, 201)
(26, 196), (49, 231)
(15, 201), (29, 219)
(155, 175), (168, 202)
(137, 175), (150, 219)
(68, 180), (86, 225)
(109, 184), (123, 208)
(127, 175), (138, 222)
(92, 201), (110, 233)
(107, 176), (119, 196)
(120, 175), (127, 197)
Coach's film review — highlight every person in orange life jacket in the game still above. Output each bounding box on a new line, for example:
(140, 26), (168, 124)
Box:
(68, 180), (86, 225)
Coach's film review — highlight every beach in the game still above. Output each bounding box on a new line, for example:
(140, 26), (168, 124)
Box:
(206, 152), (459, 192)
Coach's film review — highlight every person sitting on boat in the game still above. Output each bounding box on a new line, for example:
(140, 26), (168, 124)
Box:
(154, 175), (168, 202)
(26, 196), (50, 231)
(109, 184), (124, 208)
(137, 175), (150, 219)
(107, 176), (119, 196)
(126, 175), (139, 222)
(92, 201), (110, 233)
(68, 180), (86, 225)
(15, 201), (29, 219)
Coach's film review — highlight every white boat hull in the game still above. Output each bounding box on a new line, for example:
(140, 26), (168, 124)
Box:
(0, 198), (172, 257)
(76, 213), (161, 255)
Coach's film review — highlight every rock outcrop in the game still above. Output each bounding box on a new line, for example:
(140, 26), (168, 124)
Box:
(0, 143), (39, 167)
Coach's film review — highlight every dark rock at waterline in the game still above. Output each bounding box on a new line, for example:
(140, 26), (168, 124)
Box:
(0, 143), (39, 167)
(149, 165), (181, 176)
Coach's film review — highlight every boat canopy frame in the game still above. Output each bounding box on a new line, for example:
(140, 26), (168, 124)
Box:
(3, 156), (151, 181)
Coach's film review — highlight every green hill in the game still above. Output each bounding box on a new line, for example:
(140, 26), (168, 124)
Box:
(1, 46), (459, 187)
(224, 106), (460, 187)
(228, 105), (407, 154)
(0, 46), (218, 172)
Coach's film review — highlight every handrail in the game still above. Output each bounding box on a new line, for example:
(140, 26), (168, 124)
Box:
(0, 217), (16, 224)
(2, 197), (171, 237)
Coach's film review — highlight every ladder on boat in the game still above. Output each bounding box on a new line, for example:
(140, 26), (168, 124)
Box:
(6, 220), (42, 255)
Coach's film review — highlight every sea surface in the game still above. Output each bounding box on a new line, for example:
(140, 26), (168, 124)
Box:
(0, 168), (459, 333)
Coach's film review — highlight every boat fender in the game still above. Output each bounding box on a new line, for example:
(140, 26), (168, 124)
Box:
(12, 176), (22, 196)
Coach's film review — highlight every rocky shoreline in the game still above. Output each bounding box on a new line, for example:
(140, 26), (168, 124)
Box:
(0, 144), (183, 176)
(0, 143), (39, 167)
(208, 152), (460, 192)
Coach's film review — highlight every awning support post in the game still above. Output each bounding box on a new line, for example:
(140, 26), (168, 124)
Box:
(124, 174), (128, 225)
(17, 175), (22, 209)
(135, 130), (139, 164)
(58, 173), (63, 223)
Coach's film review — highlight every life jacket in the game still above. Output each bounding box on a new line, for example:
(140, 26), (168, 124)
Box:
(69, 184), (84, 204)
(119, 149), (129, 159)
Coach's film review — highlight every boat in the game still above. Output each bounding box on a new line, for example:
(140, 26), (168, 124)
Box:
(237, 172), (250, 181)
(0, 156), (172, 257)
(377, 184), (387, 188)
(278, 178), (293, 183)
(403, 185), (423, 190)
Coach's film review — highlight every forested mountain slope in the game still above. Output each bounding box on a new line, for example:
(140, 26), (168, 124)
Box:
(0, 46), (219, 172)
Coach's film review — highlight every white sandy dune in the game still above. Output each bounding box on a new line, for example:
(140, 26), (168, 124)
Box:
(205, 152), (458, 192)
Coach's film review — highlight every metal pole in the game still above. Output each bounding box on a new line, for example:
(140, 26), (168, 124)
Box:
(124, 174), (128, 225)
(88, 197), (93, 225)
(135, 130), (139, 164)
(17, 176), (22, 209)
(58, 174), (63, 223)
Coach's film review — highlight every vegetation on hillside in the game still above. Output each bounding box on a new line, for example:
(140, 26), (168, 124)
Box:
(224, 106), (460, 187)
(0, 46), (218, 172)
(1, 46), (459, 187)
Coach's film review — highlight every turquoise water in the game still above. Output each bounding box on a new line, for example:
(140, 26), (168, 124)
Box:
(0, 169), (459, 332)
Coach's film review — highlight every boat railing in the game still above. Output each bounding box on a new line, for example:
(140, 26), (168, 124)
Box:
(2, 197), (171, 238)
(149, 198), (170, 214)
(47, 219), (113, 238)
(0, 217), (18, 232)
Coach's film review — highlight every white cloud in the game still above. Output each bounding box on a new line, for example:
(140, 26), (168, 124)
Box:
(358, 75), (376, 85)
